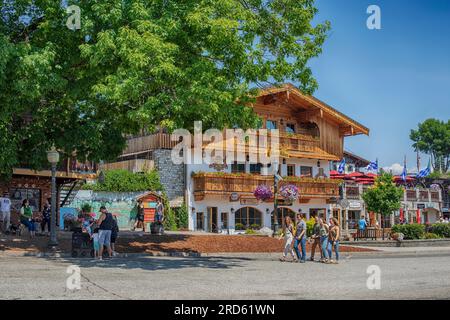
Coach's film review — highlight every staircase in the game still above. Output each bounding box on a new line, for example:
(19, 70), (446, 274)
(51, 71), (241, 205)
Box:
(60, 180), (83, 208)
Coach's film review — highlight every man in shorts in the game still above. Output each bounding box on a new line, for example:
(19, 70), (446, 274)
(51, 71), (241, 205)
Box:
(96, 206), (113, 260)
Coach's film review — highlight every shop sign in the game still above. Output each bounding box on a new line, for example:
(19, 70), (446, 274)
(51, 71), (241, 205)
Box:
(417, 203), (425, 209)
(240, 198), (258, 205)
(349, 201), (362, 209)
(230, 193), (240, 202)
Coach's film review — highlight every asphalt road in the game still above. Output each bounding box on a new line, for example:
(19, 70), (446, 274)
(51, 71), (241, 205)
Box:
(1, 252), (450, 300)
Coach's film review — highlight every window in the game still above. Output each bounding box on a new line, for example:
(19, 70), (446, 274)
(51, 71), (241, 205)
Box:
(10, 188), (41, 213)
(221, 212), (228, 229)
(231, 162), (246, 173)
(300, 166), (313, 177)
(266, 120), (277, 130)
(235, 207), (262, 229)
(271, 207), (296, 228)
(249, 163), (262, 174)
(287, 164), (295, 177)
(310, 208), (326, 220)
(347, 210), (360, 229)
(285, 123), (295, 134)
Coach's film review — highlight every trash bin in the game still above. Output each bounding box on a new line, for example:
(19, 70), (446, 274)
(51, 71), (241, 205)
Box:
(150, 222), (164, 235)
(71, 230), (93, 258)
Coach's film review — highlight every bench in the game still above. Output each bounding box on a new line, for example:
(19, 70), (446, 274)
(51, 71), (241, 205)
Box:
(354, 228), (378, 241)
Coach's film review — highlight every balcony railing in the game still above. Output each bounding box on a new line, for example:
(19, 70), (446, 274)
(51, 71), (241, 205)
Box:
(419, 190), (429, 202)
(345, 186), (360, 199)
(120, 131), (337, 160)
(192, 173), (340, 199)
(121, 133), (178, 156)
(430, 191), (440, 202)
(406, 190), (417, 201)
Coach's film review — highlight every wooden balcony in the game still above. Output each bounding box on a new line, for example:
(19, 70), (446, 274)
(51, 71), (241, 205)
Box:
(99, 159), (154, 173)
(121, 131), (339, 161)
(192, 173), (340, 200)
(121, 133), (178, 157)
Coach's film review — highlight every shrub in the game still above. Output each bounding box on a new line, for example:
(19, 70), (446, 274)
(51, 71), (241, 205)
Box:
(175, 203), (189, 230)
(245, 229), (258, 235)
(83, 169), (163, 192)
(306, 218), (315, 237)
(235, 223), (245, 230)
(423, 233), (442, 239)
(250, 224), (260, 230)
(80, 203), (92, 213)
(391, 224), (425, 240)
(430, 223), (450, 238)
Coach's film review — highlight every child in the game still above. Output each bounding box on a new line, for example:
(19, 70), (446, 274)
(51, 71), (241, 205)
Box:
(92, 228), (100, 259)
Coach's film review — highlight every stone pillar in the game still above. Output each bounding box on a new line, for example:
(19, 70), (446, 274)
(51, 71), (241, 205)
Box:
(153, 149), (185, 206)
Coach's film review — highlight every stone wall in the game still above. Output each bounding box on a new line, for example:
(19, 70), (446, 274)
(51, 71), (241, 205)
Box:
(153, 149), (185, 207)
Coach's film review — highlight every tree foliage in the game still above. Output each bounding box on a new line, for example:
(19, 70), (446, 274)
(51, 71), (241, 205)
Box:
(410, 119), (450, 173)
(84, 169), (163, 192)
(0, 0), (330, 175)
(362, 173), (403, 219)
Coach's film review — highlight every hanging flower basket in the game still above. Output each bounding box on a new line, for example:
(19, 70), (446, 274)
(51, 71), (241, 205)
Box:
(254, 185), (273, 201)
(279, 184), (299, 201)
(430, 184), (440, 191)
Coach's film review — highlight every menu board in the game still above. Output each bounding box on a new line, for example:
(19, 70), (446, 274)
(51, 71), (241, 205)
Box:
(9, 188), (41, 213)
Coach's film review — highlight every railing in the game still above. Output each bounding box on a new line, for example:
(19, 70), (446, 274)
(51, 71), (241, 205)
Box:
(120, 131), (332, 160)
(430, 191), (440, 202)
(345, 186), (360, 199)
(192, 173), (340, 198)
(419, 190), (429, 202)
(99, 159), (154, 173)
(121, 133), (178, 156)
(406, 190), (417, 201)
(278, 132), (321, 154)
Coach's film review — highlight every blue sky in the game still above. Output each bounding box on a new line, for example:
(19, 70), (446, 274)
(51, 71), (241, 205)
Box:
(305, 0), (450, 173)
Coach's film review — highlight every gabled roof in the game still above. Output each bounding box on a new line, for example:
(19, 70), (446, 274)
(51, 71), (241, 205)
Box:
(258, 83), (369, 136)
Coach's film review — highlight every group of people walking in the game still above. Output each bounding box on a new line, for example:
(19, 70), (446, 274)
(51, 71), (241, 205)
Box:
(280, 213), (340, 264)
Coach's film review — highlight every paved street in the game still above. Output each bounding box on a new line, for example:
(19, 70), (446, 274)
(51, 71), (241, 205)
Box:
(1, 251), (450, 300)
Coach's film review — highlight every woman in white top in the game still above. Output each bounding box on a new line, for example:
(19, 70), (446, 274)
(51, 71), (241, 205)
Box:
(279, 216), (297, 262)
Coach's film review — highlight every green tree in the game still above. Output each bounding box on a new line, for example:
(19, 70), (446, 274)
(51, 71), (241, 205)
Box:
(0, 0), (330, 175)
(410, 119), (450, 173)
(84, 169), (163, 192)
(362, 173), (403, 239)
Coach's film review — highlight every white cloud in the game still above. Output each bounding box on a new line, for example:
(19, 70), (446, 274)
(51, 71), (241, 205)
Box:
(382, 163), (419, 175)
(383, 163), (403, 175)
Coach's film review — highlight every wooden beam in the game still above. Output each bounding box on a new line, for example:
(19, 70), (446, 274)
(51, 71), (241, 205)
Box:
(296, 108), (322, 122)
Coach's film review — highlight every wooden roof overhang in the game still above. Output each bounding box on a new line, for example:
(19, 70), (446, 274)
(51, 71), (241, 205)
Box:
(12, 168), (96, 183)
(257, 84), (370, 137)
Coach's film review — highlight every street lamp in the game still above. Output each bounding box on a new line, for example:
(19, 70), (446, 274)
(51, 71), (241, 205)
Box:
(272, 160), (282, 234)
(47, 146), (60, 247)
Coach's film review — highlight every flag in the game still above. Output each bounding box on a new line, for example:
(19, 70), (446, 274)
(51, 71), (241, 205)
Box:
(338, 158), (346, 174)
(417, 159), (431, 178)
(401, 157), (407, 182)
(366, 159), (378, 172)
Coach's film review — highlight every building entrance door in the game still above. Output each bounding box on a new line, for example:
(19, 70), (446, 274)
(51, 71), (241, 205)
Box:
(207, 207), (218, 233)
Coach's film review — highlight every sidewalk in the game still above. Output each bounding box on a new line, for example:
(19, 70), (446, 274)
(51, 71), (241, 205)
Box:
(0, 231), (374, 256)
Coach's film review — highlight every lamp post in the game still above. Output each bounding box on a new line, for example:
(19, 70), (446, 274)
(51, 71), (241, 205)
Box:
(273, 161), (281, 234)
(47, 146), (60, 247)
